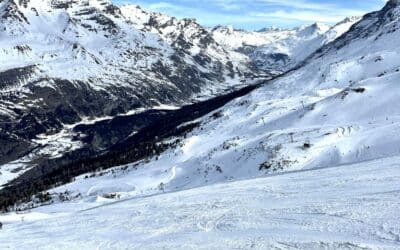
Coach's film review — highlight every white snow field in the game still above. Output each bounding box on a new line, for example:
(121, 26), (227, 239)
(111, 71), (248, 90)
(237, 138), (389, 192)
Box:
(1, 156), (399, 249)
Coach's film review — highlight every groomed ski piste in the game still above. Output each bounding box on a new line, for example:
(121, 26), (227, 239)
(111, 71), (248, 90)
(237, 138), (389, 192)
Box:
(0, 157), (399, 249)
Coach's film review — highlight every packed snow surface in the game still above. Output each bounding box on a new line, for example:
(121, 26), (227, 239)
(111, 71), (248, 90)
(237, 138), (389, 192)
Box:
(0, 156), (399, 249)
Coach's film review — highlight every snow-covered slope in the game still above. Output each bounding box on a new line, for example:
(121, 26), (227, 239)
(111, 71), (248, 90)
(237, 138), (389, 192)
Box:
(0, 0), (258, 166)
(21, 0), (400, 210)
(1, 155), (399, 249)
(1, 1), (400, 247)
(212, 17), (361, 73)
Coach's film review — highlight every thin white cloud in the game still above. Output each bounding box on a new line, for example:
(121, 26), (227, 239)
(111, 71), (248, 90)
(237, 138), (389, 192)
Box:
(251, 9), (366, 23)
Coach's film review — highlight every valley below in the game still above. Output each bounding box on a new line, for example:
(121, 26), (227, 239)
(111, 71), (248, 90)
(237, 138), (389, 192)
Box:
(0, 81), (264, 209)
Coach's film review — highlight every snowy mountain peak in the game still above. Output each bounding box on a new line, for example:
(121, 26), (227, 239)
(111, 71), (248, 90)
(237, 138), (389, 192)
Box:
(257, 26), (286, 33)
(322, 16), (361, 42)
(313, 1), (400, 58)
(211, 25), (236, 34)
(211, 18), (358, 74)
(121, 4), (242, 57)
(339, 16), (361, 24)
(310, 22), (330, 32)
(247, 19), (358, 73)
(297, 22), (330, 37)
(5, 0), (116, 14)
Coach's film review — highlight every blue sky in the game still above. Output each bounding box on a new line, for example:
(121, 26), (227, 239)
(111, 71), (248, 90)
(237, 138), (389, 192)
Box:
(114, 0), (388, 30)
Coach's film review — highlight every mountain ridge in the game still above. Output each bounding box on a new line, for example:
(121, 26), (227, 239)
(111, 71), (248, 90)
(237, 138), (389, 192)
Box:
(0, 0), (260, 165)
(212, 17), (361, 73)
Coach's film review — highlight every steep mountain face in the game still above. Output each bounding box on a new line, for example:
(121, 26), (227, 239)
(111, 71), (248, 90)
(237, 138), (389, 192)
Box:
(212, 17), (361, 73)
(312, 0), (399, 56)
(31, 0), (400, 210)
(0, 0), (258, 165)
(120, 4), (255, 81)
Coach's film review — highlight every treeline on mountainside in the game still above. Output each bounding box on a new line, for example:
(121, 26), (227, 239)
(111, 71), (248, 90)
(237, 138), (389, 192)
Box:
(0, 83), (262, 212)
(0, 123), (197, 212)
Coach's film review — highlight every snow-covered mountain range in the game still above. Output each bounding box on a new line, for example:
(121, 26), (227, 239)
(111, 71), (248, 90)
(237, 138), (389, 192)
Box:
(0, 0), (259, 165)
(212, 16), (361, 73)
(25, 0), (400, 201)
(1, 0), (400, 248)
(0, 0), (359, 181)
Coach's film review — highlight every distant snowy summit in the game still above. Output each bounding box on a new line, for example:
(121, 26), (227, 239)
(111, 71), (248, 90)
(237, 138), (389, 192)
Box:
(212, 17), (361, 73)
(257, 26), (286, 32)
